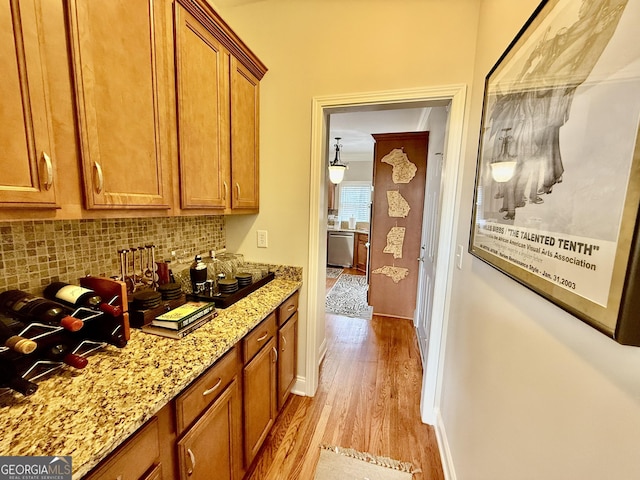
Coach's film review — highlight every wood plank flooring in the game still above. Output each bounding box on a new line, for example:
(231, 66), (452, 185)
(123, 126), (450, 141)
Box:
(245, 270), (444, 479)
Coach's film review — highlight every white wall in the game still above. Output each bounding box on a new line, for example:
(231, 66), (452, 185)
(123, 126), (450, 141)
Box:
(216, 0), (481, 395)
(440, 1), (640, 479)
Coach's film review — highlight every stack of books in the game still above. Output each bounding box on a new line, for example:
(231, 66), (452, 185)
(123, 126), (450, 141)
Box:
(141, 301), (216, 339)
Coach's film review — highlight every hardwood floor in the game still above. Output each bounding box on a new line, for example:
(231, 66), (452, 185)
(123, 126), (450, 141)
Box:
(244, 275), (445, 480)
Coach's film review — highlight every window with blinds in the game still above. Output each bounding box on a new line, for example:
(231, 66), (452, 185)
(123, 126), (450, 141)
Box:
(338, 182), (371, 222)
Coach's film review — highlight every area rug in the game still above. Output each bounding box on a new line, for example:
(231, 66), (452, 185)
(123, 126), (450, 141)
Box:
(325, 274), (373, 320)
(315, 444), (417, 480)
(326, 267), (344, 278)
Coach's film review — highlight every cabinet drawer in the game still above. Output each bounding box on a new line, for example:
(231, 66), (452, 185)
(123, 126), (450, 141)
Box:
(83, 417), (159, 480)
(243, 312), (276, 364)
(277, 291), (299, 326)
(175, 346), (240, 435)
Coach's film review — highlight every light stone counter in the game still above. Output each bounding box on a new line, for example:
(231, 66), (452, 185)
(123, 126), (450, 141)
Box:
(0, 270), (302, 479)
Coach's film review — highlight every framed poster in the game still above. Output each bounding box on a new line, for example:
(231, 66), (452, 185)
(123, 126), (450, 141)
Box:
(469, 0), (640, 344)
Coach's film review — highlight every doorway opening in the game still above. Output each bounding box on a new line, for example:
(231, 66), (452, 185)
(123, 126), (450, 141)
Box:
(306, 85), (466, 424)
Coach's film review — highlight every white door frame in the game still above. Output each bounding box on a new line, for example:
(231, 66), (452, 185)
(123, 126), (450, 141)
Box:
(306, 85), (467, 424)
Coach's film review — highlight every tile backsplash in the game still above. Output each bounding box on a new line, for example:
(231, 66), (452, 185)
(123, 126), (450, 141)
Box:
(0, 216), (225, 294)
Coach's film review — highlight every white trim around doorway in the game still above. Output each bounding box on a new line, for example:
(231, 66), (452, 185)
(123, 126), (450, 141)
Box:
(306, 84), (467, 425)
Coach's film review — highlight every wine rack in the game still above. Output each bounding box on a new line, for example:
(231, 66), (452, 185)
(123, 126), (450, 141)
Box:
(0, 277), (129, 398)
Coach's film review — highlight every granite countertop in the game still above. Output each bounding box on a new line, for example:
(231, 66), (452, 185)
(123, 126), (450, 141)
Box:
(0, 270), (302, 479)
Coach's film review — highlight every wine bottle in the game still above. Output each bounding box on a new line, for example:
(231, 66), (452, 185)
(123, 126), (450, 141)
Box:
(0, 315), (37, 354)
(0, 290), (84, 332)
(0, 357), (38, 396)
(43, 282), (122, 317)
(44, 343), (88, 369)
(77, 315), (127, 348)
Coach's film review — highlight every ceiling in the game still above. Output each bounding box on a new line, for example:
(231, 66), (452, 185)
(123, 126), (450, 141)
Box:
(329, 106), (438, 163)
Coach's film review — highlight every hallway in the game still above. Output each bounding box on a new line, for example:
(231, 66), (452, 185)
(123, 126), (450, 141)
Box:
(244, 310), (445, 479)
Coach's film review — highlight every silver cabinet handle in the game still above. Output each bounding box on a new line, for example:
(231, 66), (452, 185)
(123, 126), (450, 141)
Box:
(235, 182), (240, 199)
(202, 378), (222, 396)
(272, 346), (278, 363)
(41, 152), (53, 190)
(223, 181), (228, 199)
(257, 332), (268, 342)
(287, 305), (295, 312)
(281, 335), (287, 351)
(187, 448), (196, 475)
(93, 161), (104, 194)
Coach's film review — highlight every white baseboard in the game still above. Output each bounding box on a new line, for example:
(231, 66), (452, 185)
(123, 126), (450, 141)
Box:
(318, 337), (328, 366)
(434, 408), (457, 480)
(292, 375), (307, 397)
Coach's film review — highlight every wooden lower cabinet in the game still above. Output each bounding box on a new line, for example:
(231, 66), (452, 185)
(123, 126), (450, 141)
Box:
(176, 378), (242, 480)
(354, 232), (369, 273)
(243, 335), (277, 467)
(83, 418), (161, 480)
(82, 293), (299, 480)
(277, 311), (297, 410)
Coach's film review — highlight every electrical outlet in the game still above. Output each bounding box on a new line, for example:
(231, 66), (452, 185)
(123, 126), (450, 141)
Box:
(257, 230), (268, 248)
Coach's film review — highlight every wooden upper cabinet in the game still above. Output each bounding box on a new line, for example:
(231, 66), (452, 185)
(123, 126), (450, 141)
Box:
(175, 0), (264, 213)
(66, 0), (173, 209)
(230, 58), (259, 211)
(175, 3), (229, 210)
(0, 0), (57, 208)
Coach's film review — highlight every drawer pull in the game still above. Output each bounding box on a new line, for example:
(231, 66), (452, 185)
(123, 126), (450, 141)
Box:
(287, 305), (295, 312)
(187, 448), (196, 475)
(272, 346), (278, 363)
(256, 332), (268, 342)
(281, 335), (287, 351)
(202, 378), (222, 396)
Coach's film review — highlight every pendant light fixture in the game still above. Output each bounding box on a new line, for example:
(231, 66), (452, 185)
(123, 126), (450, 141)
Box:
(328, 137), (347, 185)
(489, 128), (517, 183)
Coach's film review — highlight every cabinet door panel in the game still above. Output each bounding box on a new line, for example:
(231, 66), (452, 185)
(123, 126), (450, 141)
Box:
(175, 3), (229, 209)
(177, 378), (242, 480)
(230, 57), (259, 210)
(243, 336), (277, 465)
(0, 0), (57, 207)
(278, 312), (297, 410)
(67, 0), (171, 209)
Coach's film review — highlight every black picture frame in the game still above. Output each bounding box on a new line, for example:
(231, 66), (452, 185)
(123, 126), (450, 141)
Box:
(469, 0), (640, 345)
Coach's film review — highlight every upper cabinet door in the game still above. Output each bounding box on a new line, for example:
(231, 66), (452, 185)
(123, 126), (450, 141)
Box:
(230, 57), (259, 210)
(0, 0), (57, 208)
(175, 3), (229, 210)
(66, 0), (172, 209)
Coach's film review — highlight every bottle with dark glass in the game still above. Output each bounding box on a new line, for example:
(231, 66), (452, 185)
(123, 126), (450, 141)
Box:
(0, 315), (37, 354)
(76, 315), (127, 348)
(190, 255), (208, 294)
(43, 282), (122, 317)
(42, 342), (88, 369)
(0, 357), (38, 396)
(0, 290), (84, 332)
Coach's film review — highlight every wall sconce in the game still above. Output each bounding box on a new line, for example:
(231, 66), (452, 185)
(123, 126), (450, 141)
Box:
(328, 137), (347, 185)
(490, 128), (517, 183)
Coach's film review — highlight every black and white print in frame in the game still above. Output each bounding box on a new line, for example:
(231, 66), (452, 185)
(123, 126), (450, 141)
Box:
(468, 0), (640, 345)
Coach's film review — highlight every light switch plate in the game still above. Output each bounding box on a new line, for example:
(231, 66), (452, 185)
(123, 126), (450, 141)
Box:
(257, 230), (268, 248)
(455, 244), (463, 270)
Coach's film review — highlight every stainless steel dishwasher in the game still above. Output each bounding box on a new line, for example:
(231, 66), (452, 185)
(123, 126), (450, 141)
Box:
(327, 231), (355, 267)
